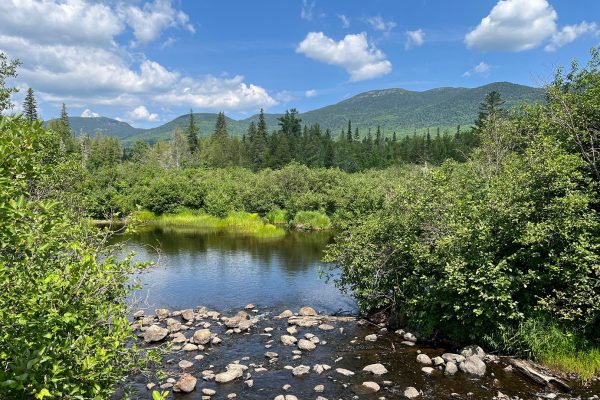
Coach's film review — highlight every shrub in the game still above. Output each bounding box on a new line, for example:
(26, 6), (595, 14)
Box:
(292, 210), (332, 230)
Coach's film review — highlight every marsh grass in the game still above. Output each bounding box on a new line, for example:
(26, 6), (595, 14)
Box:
(266, 208), (288, 225)
(489, 318), (600, 380)
(134, 209), (285, 239)
(291, 210), (332, 230)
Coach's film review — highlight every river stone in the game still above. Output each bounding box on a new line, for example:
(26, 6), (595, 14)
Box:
(215, 364), (246, 383)
(460, 345), (486, 360)
(274, 396), (298, 400)
(143, 325), (169, 342)
(314, 384), (324, 392)
(362, 363), (388, 375)
(292, 365), (310, 376)
(193, 329), (212, 345)
(265, 351), (278, 358)
(442, 353), (465, 364)
(421, 367), (435, 374)
(404, 386), (420, 398)
(174, 373), (197, 393)
(298, 339), (316, 351)
(445, 361), (458, 375)
(133, 310), (145, 319)
(352, 381), (380, 394)
(179, 360), (194, 369)
(335, 368), (354, 376)
(182, 343), (198, 351)
(224, 311), (249, 328)
(416, 354), (432, 365)
(318, 323), (334, 331)
(181, 309), (195, 321)
(202, 388), (216, 396)
(281, 335), (298, 346)
(298, 306), (317, 316)
(432, 356), (445, 366)
(365, 334), (377, 342)
(155, 308), (170, 319)
(313, 364), (331, 374)
(403, 332), (417, 342)
(276, 310), (294, 319)
(459, 356), (486, 376)
(171, 332), (187, 343)
(286, 326), (298, 335)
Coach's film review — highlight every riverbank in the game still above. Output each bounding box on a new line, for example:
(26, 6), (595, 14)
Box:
(122, 304), (599, 400)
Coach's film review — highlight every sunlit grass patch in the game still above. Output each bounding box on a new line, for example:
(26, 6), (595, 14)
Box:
(291, 210), (332, 231)
(266, 208), (288, 225)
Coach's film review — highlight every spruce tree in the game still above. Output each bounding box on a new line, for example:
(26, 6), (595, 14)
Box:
(60, 103), (69, 130)
(186, 109), (199, 153)
(23, 88), (38, 122)
(346, 120), (352, 142)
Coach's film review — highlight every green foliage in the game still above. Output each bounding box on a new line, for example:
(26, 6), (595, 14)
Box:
(0, 52), (21, 113)
(23, 88), (38, 123)
(266, 208), (288, 225)
(0, 116), (145, 399)
(291, 210), (332, 231)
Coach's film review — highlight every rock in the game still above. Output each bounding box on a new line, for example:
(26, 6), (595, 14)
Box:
(404, 386), (420, 398)
(193, 329), (212, 345)
(276, 310), (294, 319)
(280, 335), (298, 346)
(401, 340), (416, 346)
(421, 367), (435, 374)
(314, 384), (324, 392)
(292, 365), (310, 377)
(403, 332), (417, 342)
(227, 394), (236, 399)
(202, 388), (216, 396)
(143, 325), (169, 342)
(363, 363), (388, 375)
(224, 311), (250, 328)
(298, 306), (317, 316)
(155, 308), (170, 319)
(167, 318), (182, 333)
(460, 345), (486, 360)
(365, 334), (377, 342)
(445, 361), (458, 375)
(459, 356), (486, 376)
(179, 360), (194, 369)
(133, 310), (145, 319)
(335, 368), (354, 376)
(286, 326), (297, 335)
(297, 339), (316, 351)
(318, 324), (335, 331)
(212, 337), (222, 345)
(146, 382), (155, 390)
(282, 384), (291, 391)
(416, 354), (432, 365)
(238, 319), (253, 331)
(194, 354), (205, 361)
(174, 373), (197, 393)
(264, 327), (274, 332)
(432, 356), (444, 366)
(215, 364), (247, 383)
(265, 351), (279, 358)
(244, 379), (253, 387)
(171, 332), (187, 343)
(274, 396), (298, 400)
(442, 353), (465, 364)
(313, 364), (331, 374)
(353, 381), (380, 394)
(182, 343), (199, 351)
(181, 309), (195, 321)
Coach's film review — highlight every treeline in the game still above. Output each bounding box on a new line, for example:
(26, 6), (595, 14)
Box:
(68, 109), (478, 173)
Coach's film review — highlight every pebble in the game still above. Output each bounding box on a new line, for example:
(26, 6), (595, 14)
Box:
(365, 334), (377, 342)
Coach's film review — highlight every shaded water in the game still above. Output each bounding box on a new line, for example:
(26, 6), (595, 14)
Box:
(114, 228), (599, 400)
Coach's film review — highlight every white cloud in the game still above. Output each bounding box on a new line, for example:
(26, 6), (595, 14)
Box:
(338, 14), (350, 29)
(365, 15), (396, 33)
(127, 105), (159, 121)
(465, 0), (557, 51)
(463, 62), (491, 77)
(296, 32), (392, 81)
(300, 0), (315, 21)
(81, 108), (100, 118)
(117, 0), (194, 46)
(0, 0), (276, 114)
(405, 29), (425, 49)
(305, 89), (317, 97)
(545, 21), (598, 52)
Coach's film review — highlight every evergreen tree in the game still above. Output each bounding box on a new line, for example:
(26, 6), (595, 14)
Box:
(60, 103), (69, 130)
(346, 120), (352, 142)
(474, 91), (505, 132)
(23, 88), (38, 122)
(186, 109), (199, 153)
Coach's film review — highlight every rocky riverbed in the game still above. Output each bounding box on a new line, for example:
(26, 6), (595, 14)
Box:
(121, 305), (599, 400)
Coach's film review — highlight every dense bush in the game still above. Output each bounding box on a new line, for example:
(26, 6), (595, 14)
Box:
(0, 117), (144, 398)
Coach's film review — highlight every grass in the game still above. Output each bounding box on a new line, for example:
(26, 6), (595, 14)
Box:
(266, 209), (288, 225)
(133, 209), (286, 239)
(490, 318), (600, 381)
(291, 210), (332, 231)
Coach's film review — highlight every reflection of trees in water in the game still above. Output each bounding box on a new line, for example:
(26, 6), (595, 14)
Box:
(112, 228), (334, 274)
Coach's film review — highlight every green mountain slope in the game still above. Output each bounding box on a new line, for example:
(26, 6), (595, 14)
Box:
(50, 82), (544, 143)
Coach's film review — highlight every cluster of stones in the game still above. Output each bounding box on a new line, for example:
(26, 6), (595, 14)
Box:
(414, 344), (492, 377)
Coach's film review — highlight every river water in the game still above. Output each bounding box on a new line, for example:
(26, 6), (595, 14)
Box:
(113, 227), (599, 400)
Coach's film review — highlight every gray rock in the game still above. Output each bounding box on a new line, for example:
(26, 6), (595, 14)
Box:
(445, 361), (458, 375)
(318, 324), (335, 331)
(352, 381), (380, 394)
(202, 388), (216, 396)
(297, 339), (316, 351)
(460, 345), (486, 360)
(314, 384), (325, 392)
(459, 356), (486, 376)
(215, 364), (247, 383)
(362, 363), (388, 375)
(421, 367), (435, 374)
(432, 356), (444, 366)
(174, 373), (197, 393)
(155, 308), (170, 319)
(276, 310), (294, 319)
(441, 353), (466, 364)
(133, 310), (145, 319)
(416, 354), (432, 365)
(143, 325), (169, 342)
(298, 306), (317, 316)
(179, 360), (193, 369)
(193, 329), (212, 345)
(403, 332), (417, 342)
(280, 335), (298, 346)
(335, 368), (354, 376)
(292, 365), (310, 376)
(365, 334), (377, 342)
(181, 309), (195, 321)
(404, 386), (420, 398)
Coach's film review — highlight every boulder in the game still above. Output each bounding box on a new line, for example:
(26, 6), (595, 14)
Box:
(174, 373), (196, 393)
(181, 309), (194, 321)
(459, 356), (486, 376)
(297, 339), (316, 351)
(404, 386), (420, 398)
(460, 345), (486, 360)
(280, 335), (298, 346)
(155, 308), (170, 319)
(193, 329), (212, 345)
(352, 381), (380, 394)
(445, 361), (458, 375)
(298, 306), (317, 316)
(215, 364), (247, 383)
(416, 354), (432, 365)
(362, 363), (388, 375)
(143, 325), (169, 342)
(441, 353), (465, 364)
(432, 356), (444, 366)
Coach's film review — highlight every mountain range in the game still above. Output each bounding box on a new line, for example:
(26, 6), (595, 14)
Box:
(53, 82), (544, 144)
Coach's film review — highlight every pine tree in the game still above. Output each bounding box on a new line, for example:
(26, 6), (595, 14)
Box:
(23, 88), (38, 122)
(60, 103), (69, 130)
(346, 120), (352, 142)
(474, 91), (505, 132)
(186, 109), (199, 153)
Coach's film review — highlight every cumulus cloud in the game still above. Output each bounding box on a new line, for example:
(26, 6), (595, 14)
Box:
(338, 14), (350, 29)
(296, 32), (392, 81)
(463, 62), (491, 77)
(545, 21), (598, 52)
(465, 0), (557, 51)
(405, 29), (425, 49)
(305, 89), (317, 97)
(127, 105), (159, 121)
(300, 0), (315, 21)
(117, 0), (195, 46)
(0, 0), (276, 114)
(81, 108), (100, 118)
(365, 15), (396, 34)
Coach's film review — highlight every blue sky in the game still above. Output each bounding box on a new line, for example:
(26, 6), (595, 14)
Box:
(1, 0), (599, 127)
